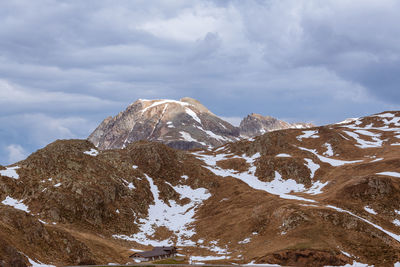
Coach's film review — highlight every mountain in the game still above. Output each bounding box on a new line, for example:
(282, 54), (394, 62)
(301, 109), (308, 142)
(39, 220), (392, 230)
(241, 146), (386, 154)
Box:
(88, 97), (240, 150)
(88, 98), (312, 150)
(2, 111), (400, 266)
(239, 113), (314, 138)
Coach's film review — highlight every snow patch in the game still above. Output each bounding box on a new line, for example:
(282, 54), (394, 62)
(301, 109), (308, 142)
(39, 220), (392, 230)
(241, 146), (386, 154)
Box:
(336, 118), (359, 125)
(265, 171), (307, 195)
(326, 205), (400, 243)
(375, 112), (395, 118)
(84, 148), (98, 156)
(355, 129), (381, 137)
(180, 131), (206, 146)
(141, 99), (189, 113)
(244, 261), (281, 266)
(1, 196), (29, 212)
(340, 250), (352, 258)
(377, 171), (400, 178)
(193, 152), (316, 203)
(167, 121), (175, 128)
(343, 130), (383, 148)
(185, 108), (202, 124)
(304, 158), (319, 179)
(323, 143), (334, 157)
(113, 174), (210, 246)
(393, 219), (400, 227)
(206, 241), (228, 254)
(127, 182), (135, 190)
(276, 153), (291, 158)
(27, 257), (55, 267)
(191, 256), (227, 261)
(304, 181), (328, 195)
(383, 117), (400, 127)
(364, 206), (377, 215)
(341, 261), (369, 267)
(214, 146), (226, 152)
(298, 147), (362, 166)
(203, 129), (229, 142)
(238, 237), (251, 244)
(0, 166), (20, 179)
(297, 130), (319, 141)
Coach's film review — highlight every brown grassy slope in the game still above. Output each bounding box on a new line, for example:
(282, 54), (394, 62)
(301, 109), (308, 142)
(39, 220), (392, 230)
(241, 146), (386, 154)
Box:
(1, 111), (400, 266)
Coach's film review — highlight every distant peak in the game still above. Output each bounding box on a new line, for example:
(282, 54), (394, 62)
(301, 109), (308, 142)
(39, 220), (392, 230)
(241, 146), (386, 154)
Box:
(248, 113), (274, 120)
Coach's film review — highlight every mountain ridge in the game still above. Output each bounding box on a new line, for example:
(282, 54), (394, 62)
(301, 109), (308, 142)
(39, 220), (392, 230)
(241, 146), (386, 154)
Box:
(88, 97), (314, 150)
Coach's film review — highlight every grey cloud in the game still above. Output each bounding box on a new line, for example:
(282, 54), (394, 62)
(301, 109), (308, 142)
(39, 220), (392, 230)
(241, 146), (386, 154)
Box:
(0, 80), (122, 116)
(0, 113), (99, 165)
(1, 0), (400, 164)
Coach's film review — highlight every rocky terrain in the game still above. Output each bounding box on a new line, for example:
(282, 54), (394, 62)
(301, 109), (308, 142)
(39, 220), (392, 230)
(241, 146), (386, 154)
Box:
(88, 97), (240, 151)
(1, 111), (400, 266)
(88, 97), (312, 150)
(239, 113), (314, 138)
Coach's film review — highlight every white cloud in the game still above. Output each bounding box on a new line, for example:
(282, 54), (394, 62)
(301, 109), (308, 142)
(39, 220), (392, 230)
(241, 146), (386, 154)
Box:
(0, 79), (115, 107)
(14, 113), (97, 146)
(138, 8), (218, 42)
(6, 144), (27, 164)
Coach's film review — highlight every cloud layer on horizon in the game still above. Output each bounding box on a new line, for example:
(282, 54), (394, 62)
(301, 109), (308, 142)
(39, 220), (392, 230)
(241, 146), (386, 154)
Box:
(1, 0), (400, 164)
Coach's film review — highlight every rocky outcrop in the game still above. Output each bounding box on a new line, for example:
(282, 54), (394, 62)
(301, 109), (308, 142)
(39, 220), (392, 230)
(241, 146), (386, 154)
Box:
(239, 113), (314, 138)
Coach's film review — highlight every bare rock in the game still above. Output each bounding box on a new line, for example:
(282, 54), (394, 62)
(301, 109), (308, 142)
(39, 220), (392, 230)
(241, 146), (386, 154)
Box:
(239, 113), (314, 138)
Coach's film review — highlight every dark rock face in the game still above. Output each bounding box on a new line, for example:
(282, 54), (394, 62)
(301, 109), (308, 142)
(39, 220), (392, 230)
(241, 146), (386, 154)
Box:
(239, 113), (314, 138)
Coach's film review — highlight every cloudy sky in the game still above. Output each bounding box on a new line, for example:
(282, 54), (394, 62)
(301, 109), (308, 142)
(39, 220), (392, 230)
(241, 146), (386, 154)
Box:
(1, 0), (400, 165)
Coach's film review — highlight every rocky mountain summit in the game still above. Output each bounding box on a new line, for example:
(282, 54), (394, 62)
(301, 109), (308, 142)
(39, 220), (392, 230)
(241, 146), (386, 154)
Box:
(89, 97), (240, 150)
(88, 97), (312, 150)
(239, 113), (314, 138)
(2, 111), (400, 266)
